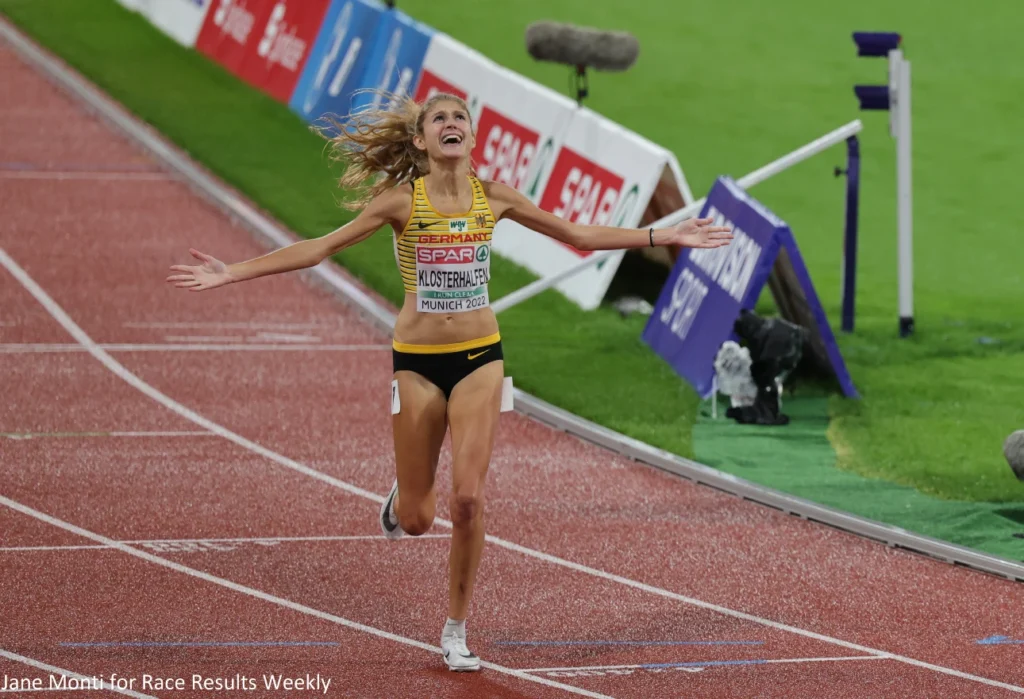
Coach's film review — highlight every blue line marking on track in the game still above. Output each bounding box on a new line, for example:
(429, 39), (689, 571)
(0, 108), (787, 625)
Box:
(61, 641), (340, 648)
(977, 635), (1024, 645)
(493, 640), (764, 647)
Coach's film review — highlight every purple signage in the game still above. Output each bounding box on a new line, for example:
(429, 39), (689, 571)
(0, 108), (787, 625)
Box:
(642, 176), (858, 399)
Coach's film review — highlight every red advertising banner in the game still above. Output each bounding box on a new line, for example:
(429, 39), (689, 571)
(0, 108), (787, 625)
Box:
(237, 0), (333, 102)
(195, 0), (274, 77)
(196, 0), (332, 103)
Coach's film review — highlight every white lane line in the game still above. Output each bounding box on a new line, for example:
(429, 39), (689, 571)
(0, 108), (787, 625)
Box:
(0, 648), (156, 698)
(0, 544), (108, 552)
(760, 655), (889, 665)
(520, 655), (891, 673)
(0, 171), (172, 181)
(0, 495), (612, 699)
(0, 343), (389, 353)
(108, 431), (211, 437)
(3, 247), (1022, 696)
(246, 332), (320, 343)
(163, 335), (243, 343)
(0, 534), (450, 552)
(130, 534), (450, 545)
(2, 431), (212, 440)
(0, 344), (83, 353)
(123, 321), (327, 330)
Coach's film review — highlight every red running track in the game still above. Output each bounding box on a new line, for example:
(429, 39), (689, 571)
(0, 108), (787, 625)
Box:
(1, 31), (1023, 699)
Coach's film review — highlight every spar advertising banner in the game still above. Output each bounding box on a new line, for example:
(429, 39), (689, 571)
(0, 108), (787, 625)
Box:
(471, 67), (575, 199)
(195, 0), (333, 102)
(529, 108), (693, 309)
(412, 35), (572, 196)
(411, 35), (695, 310)
(641, 177), (858, 399)
(143, 0), (214, 47)
(347, 9), (433, 114)
(287, 0), (386, 122)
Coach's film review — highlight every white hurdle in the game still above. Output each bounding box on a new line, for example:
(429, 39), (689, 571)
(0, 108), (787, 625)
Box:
(491, 119), (864, 315)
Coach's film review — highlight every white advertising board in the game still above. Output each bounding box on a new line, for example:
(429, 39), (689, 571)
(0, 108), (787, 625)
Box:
(144, 0), (214, 48)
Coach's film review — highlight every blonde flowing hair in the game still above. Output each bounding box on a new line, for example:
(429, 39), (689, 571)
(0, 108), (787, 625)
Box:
(312, 89), (473, 211)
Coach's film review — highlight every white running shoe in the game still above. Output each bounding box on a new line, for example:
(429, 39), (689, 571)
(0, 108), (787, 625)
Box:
(379, 480), (404, 540)
(441, 630), (481, 672)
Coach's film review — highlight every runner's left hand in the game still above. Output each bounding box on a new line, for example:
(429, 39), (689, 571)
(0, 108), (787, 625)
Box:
(664, 217), (734, 249)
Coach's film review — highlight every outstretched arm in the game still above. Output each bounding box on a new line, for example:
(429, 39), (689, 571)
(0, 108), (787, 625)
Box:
(166, 187), (410, 291)
(484, 181), (732, 251)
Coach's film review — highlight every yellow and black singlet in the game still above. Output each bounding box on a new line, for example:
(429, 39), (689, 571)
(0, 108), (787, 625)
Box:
(395, 176), (497, 314)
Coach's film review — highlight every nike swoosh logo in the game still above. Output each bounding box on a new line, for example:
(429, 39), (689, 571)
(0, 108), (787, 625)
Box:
(443, 649), (476, 659)
(381, 489), (398, 532)
(467, 350), (489, 361)
(417, 221), (429, 229)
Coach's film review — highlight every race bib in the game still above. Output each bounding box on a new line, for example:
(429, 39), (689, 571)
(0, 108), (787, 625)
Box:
(415, 219), (491, 314)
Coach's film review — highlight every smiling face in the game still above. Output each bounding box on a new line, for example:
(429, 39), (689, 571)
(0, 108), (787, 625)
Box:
(414, 96), (474, 164)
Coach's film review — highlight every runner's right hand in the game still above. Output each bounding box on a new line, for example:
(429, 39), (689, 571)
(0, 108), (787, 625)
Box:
(166, 248), (233, 292)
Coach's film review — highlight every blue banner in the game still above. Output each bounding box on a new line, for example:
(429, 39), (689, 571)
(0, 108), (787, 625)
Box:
(642, 177), (857, 399)
(347, 8), (433, 114)
(288, 0), (386, 123)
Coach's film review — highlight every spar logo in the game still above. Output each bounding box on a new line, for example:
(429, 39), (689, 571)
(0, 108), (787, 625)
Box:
(539, 148), (626, 228)
(417, 246), (476, 264)
(257, 2), (309, 71)
(471, 107), (540, 191)
(659, 267), (709, 342)
(212, 0), (255, 44)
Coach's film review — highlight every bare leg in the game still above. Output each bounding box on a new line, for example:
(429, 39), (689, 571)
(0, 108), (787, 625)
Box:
(445, 360), (503, 619)
(391, 370), (448, 535)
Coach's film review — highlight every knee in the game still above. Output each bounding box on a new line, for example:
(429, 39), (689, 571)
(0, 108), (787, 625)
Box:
(399, 511), (434, 536)
(450, 492), (482, 526)
(397, 502), (435, 537)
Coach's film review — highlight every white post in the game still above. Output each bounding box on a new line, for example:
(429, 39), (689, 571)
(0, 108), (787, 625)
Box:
(893, 51), (914, 336)
(711, 374), (718, 419)
(491, 120), (863, 315)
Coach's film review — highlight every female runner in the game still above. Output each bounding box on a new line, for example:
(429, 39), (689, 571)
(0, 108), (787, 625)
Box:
(166, 90), (732, 672)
